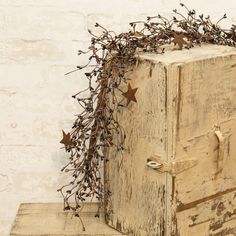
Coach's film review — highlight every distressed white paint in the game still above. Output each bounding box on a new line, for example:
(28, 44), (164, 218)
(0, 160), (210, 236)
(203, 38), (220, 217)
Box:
(105, 45), (236, 235)
(1, 0), (236, 235)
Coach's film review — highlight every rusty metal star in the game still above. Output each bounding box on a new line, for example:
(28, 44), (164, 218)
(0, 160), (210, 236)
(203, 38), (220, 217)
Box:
(172, 33), (188, 49)
(60, 130), (71, 148)
(122, 83), (138, 106)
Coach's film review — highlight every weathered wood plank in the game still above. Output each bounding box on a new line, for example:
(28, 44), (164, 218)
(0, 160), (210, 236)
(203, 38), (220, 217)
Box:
(105, 60), (168, 235)
(17, 202), (101, 215)
(176, 190), (236, 236)
(171, 49), (236, 235)
(10, 203), (125, 236)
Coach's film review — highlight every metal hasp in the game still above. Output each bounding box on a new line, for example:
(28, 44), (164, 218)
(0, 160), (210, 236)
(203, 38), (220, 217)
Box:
(214, 129), (226, 174)
(147, 155), (198, 176)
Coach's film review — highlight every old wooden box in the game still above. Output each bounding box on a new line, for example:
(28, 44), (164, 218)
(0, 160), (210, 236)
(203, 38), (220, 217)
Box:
(104, 45), (236, 236)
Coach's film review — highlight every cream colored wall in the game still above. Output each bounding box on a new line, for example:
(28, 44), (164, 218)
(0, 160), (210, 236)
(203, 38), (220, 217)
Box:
(1, 0), (236, 235)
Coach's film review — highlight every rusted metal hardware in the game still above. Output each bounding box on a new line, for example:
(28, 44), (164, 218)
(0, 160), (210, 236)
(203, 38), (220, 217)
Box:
(147, 155), (198, 175)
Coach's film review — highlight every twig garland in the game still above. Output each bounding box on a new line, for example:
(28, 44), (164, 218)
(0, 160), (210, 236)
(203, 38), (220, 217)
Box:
(58, 3), (236, 228)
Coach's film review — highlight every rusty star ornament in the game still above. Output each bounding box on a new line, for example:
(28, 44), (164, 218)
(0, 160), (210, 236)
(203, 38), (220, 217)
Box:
(122, 83), (138, 106)
(172, 33), (188, 49)
(60, 130), (71, 148)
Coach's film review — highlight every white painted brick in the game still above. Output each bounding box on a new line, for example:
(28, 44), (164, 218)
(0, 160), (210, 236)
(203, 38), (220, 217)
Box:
(0, 0), (235, 16)
(0, 90), (79, 146)
(0, 218), (13, 236)
(0, 39), (63, 63)
(0, 39), (88, 64)
(0, 146), (65, 173)
(2, 7), (87, 41)
(0, 173), (10, 192)
(0, 64), (86, 147)
(0, 0), (177, 13)
(0, 65), (48, 88)
(0, 11), (4, 30)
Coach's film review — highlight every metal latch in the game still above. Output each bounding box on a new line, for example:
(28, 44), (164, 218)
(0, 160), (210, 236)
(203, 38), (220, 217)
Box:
(146, 155), (198, 175)
(214, 128), (230, 175)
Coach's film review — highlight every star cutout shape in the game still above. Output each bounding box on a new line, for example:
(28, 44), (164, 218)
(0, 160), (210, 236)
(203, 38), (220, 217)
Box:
(122, 83), (138, 106)
(60, 130), (71, 148)
(172, 33), (188, 50)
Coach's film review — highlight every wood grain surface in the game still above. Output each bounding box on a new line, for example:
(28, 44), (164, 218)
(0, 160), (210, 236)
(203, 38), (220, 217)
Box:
(105, 45), (236, 236)
(10, 203), (125, 236)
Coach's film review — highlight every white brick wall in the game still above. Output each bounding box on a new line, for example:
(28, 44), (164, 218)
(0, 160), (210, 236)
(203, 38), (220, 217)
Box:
(0, 0), (236, 235)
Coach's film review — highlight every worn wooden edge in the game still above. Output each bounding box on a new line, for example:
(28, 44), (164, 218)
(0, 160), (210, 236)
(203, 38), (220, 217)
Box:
(10, 234), (124, 236)
(138, 44), (236, 65)
(177, 187), (236, 212)
(18, 202), (102, 213)
(10, 203), (125, 236)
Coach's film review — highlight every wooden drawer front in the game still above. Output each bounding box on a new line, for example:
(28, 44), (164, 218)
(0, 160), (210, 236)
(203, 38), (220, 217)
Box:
(175, 118), (236, 205)
(176, 190), (236, 236)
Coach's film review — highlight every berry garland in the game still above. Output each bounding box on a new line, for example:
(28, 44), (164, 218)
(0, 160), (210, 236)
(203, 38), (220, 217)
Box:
(57, 3), (236, 228)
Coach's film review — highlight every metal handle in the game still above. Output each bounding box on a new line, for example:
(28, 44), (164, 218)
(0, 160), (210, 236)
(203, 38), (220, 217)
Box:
(146, 156), (198, 175)
(146, 160), (162, 169)
(215, 130), (226, 174)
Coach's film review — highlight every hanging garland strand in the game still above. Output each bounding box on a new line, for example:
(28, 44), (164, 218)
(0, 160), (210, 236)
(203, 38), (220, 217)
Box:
(57, 3), (236, 225)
